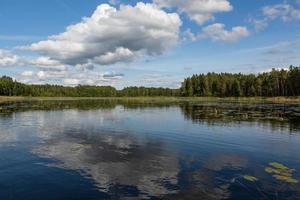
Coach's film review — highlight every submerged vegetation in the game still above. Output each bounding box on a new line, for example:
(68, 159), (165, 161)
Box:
(243, 162), (299, 184)
(175, 153), (300, 199)
(0, 66), (299, 97)
(239, 162), (299, 199)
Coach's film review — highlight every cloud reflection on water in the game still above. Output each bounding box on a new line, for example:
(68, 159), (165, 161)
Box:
(32, 123), (179, 198)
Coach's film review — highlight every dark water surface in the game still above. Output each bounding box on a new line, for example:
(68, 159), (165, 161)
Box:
(0, 100), (300, 200)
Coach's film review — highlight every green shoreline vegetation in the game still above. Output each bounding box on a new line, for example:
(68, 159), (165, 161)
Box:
(1, 96), (300, 104)
(0, 66), (299, 102)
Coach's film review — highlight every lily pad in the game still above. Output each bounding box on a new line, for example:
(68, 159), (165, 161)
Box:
(265, 162), (299, 184)
(265, 167), (280, 174)
(243, 175), (258, 182)
(272, 175), (298, 183)
(286, 177), (299, 184)
(269, 162), (289, 170)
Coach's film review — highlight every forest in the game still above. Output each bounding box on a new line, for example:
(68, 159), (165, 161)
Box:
(181, 66), (300, 97)
(0, 66), (299, 97)
(0, 77), (179, 97)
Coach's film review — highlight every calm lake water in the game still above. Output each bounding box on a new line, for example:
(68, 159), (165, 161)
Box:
(0, 100), (300, 200)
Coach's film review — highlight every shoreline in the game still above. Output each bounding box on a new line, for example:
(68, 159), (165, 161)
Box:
(1, 96), (300, 104)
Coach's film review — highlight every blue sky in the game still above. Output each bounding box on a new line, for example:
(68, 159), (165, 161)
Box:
(0, 0), (299, 88)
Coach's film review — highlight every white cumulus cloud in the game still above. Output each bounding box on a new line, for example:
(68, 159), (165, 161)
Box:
(63, 78), (81, 86)
(262, 3), (300, 21)
(22, 3), (181, 66)
(251, 3), (300, 31)
(28, 56), (67, 71)
(18, 69), (125, 87)
(75, 63), (94, 71)
(31, 56), (61, 67)
(196, 23), (249, 42)
(0, 49), (19, 67)
(153, 0), (232, 25)
(21, 71), (34, 77)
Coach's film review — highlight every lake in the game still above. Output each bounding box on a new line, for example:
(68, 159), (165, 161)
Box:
(0, 99), (299, 200)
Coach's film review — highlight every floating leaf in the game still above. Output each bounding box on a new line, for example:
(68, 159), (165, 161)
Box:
(266, 162), (299, 184)
(272, 175), (298, 183)
(269, 162), (289, 170)
(286, 177), (299, 184)
(243, 175), (258, 182)
(265, 167), (280, 174)
(280, 172), (293, 177)
(273, 175), (289, 181)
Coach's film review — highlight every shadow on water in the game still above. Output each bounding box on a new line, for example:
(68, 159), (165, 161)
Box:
(0, 99), (300, 199)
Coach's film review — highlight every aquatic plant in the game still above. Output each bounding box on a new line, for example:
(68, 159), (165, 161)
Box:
(243, 175), (258, 182)
(265, 162), (298, 184)
(233, 162), (300, 199)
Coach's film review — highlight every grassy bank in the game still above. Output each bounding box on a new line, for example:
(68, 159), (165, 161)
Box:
(1, 96), (300, 104)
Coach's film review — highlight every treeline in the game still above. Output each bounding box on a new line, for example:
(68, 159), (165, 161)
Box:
(0, 76), (179, 97)
(181, 66), (300, 97)
(0, 66), (299, 97)
(121, 87), (179, 97)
